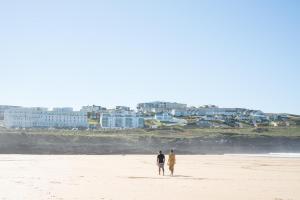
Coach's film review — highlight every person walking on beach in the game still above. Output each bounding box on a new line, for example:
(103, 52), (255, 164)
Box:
(168, 149), (176, 176)
(157, 151), (165, 176)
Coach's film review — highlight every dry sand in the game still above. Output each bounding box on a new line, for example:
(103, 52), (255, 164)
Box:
(0, 155), (299, 200)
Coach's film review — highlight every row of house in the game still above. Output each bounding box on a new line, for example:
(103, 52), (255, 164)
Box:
(137, 103), (251, 118)
(137, 101), (187, 114)
(1, 101), (289, 129)
(169, 105), (252, 118)
(137, 102), (291, 128)
(140, 103), (270, 122)
(3, 106), (144, 129)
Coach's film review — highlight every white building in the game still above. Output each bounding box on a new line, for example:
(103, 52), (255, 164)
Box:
(4, 107), (88, 129)
(154, 112), (187, 125)
(0, 105), (21, 120)
(172, 106), (247, 117)
(249, 110), (268, 122)
(80, 105), (107, 113)
(137, 101), (187, 114)
(115, 106), (131, 112)
(100, 111), (144, 129)
(154, 112), (173, 122)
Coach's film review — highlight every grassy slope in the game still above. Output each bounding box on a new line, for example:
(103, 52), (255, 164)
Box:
(0, 126), (299, 154)
(1, 126), (300, 139)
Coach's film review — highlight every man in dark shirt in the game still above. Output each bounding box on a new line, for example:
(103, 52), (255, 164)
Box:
(157, 151), (165, 176)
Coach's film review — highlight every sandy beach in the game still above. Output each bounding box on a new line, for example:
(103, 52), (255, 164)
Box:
(0, 155), (299, 200)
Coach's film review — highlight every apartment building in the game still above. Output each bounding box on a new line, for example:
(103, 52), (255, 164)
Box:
(100, 111), (144, 129)
(4, 107), (88, 129)
(137, 101), (187, 114)
(80, 105), (107, 113)
(0, 105), (21, 120)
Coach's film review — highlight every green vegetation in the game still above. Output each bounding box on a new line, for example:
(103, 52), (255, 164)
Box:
(1, 125), (300, 155)
(289, 115), (300, 125)
(1, 125), (300, 139)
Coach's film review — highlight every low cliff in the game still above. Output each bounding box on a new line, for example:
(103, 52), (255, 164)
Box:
(0, 128), (300, 154)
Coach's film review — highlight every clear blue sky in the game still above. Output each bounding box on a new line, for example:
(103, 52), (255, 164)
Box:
(0, 0), (299, 114)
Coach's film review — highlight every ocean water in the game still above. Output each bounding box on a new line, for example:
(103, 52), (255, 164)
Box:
(265, 153), (300, 158)
(227, 153), (300, 158)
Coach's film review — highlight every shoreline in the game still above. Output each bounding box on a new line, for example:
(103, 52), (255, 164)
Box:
(225, 153), (300, 158)
(1, 153), (300, 158)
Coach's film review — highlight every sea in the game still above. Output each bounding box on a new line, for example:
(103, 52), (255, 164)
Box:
(227, 153), (300, 158)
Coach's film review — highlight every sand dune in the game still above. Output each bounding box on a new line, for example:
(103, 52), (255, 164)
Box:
(0, 155), (299, 200)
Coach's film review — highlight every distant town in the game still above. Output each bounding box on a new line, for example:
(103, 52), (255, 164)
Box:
(0, 102), (293, 130)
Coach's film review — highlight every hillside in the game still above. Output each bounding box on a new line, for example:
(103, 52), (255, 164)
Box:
(0, 126), (300, 154)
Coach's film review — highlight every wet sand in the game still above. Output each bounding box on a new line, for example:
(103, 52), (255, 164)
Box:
(0, 155), (299, 200)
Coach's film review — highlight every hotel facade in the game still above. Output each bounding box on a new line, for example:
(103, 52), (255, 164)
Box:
(4, 107), (88, 129)
(100, 111), (144, 129)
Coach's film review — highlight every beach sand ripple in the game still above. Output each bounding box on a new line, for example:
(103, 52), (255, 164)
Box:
(0, 155), (299, 200)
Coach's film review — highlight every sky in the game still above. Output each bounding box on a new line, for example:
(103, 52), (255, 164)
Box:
(0, 0), (299, 114)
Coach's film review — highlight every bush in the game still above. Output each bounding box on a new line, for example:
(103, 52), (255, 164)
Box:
(253, 128), (269, 133)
